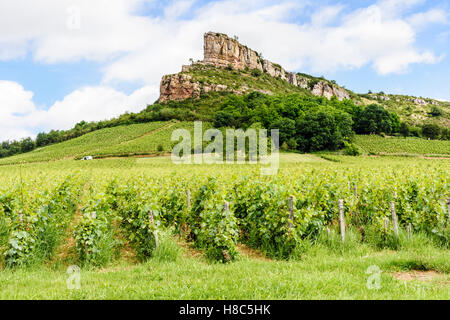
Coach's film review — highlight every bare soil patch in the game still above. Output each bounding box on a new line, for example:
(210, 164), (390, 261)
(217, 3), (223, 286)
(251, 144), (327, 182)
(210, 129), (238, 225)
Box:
(392, 270), (449, 284)
(237, 244), (271, 262)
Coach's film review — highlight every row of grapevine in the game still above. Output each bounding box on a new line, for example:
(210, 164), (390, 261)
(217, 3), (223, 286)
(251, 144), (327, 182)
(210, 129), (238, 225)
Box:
(1, 160), (448, 267)
(0, 175), (83, 266)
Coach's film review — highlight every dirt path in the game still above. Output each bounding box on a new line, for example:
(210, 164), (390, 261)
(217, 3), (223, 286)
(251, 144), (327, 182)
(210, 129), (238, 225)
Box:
(48, 182), (90, 267)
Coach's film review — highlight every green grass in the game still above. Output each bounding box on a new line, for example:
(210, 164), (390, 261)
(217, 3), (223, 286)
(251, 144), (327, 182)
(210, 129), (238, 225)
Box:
(0, 235), (448, 299)
(354, 135), (450, 156)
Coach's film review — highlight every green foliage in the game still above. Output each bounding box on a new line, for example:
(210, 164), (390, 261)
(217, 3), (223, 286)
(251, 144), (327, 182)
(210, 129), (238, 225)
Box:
(4, 177), (82, 267)
(429, 106), (443, 117)
(422, 123), (441, 140)
(109, 181), (161, 261)
(251, 69), (262, 77)
(399, 122), (410, 137)
(151, 230), (182, 262)
(343, 141), (361, 156)
(354, 135), (450, 155)
(354, 104), (397, 135)
(73, 192), (118, 267)
(214, 92), (354, 152)
(296, 107), (353, 152)
(189, 179), (239, 262)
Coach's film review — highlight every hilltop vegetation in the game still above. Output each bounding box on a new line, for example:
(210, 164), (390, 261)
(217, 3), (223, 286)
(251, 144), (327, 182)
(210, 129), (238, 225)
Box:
(0, 64), (448, 160)
(359, 92), (449, 128)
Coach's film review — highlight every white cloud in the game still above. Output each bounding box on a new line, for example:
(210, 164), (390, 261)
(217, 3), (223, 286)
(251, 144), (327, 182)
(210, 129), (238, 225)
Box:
(0, 0), (152, 63)
(311, 5), (344, 26)
(0, 0), (448, 140)
(164, 0), (196, 19)
(0, 0), (445, 78)
(408, 9), (448, 29)
(0, 81), (36, 140)
(0, 81), (158, 141)
(103, 0), (448, 83)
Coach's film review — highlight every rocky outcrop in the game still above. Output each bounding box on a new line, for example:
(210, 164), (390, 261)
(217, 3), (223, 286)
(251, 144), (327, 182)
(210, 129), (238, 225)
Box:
(159, 74), (231, 103)
(311, 81), (350, 100)
(158, 32), (351, 102)
(410, 98), (428, 105)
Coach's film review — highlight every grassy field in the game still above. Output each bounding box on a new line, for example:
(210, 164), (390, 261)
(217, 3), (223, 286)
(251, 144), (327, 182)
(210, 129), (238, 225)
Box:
(0, 233), (448, 299)
(354, 135), (450, 156)
(0, 154), (448, 299)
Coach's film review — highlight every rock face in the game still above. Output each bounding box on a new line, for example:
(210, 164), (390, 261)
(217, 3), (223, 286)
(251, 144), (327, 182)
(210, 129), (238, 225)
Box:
(412, 98), (428, 105)
(159, 74), (230, 103)
(158, 32), (350, 102)
(311, 81), (350, 100)
(203, 32), (294, 84)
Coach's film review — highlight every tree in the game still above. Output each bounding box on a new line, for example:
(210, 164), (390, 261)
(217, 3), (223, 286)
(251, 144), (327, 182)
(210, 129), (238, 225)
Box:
(355, 104), (393, 134)
(269, 118), (295, 145)
(295, 107), (353, 152)
(20, 137), (35, 153)
(399, 122), (410, 137)
(422, 123), (440, 140)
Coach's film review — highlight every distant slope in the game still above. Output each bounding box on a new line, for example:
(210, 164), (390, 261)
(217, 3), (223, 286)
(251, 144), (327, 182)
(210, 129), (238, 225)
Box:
(358, 93), (449, 127)
(0, 121), (176, 165)
(354, 135), (450, 156)
(88, 121), (212, 158)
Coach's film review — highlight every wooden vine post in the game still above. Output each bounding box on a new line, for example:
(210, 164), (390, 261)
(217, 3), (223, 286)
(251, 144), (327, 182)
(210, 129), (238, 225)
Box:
(288, 195), (294, 230)
(407, 223), (412, 240)
(224, 201), (229, 212)
(447, 198), (450, 222)
(339, 199), (345, 243)
(149, 210), (159, 248)
(390, 201), (399, 238)
(384, 218), (390, 232)
(187, 189), (191, 209)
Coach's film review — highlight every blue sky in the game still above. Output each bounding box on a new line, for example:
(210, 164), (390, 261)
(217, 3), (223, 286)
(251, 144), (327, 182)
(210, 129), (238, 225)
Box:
(0, 0), (448, 140)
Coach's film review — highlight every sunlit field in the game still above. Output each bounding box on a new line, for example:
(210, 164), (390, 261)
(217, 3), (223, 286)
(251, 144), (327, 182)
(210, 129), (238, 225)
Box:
(0, 154), (448, 299)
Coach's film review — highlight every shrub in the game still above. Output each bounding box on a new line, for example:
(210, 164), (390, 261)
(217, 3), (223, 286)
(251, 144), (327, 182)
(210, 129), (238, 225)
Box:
(429, 106), (442, 117)
(422, 123), (440, 140)
(343, 141), (360, 156)
(296, 107), (353, 152)
(251, 69), (262, 77)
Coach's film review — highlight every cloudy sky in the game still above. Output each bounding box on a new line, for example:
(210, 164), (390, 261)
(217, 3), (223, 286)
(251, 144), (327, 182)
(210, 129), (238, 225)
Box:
(0, 0), (448, 141)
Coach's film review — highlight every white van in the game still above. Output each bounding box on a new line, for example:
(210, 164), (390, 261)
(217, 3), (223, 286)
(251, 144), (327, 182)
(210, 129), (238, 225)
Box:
(81, 156), (93, 160)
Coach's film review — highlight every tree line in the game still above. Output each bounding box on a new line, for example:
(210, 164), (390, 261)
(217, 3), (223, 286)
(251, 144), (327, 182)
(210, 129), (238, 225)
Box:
(1, 92), (448, 158)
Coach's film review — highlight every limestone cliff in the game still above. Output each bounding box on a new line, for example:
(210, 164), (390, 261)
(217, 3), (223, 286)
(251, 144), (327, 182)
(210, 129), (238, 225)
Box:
(158, 32), (350, 102)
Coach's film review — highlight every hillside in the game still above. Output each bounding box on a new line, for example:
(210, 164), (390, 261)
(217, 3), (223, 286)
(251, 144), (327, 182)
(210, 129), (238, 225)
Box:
(0, 31), (449, 161)
(157, 31), (449, 127)
(354, 135), (450, 156)
(0, 121), (177, 165)
(359, 93), (449, 127)
(1, 118), (449, 165)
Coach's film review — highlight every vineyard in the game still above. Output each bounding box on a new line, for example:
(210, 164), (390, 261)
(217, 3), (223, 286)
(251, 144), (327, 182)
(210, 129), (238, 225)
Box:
(354, 135), (450, 156)
(0, 155), (448, 299)
(0, 121), (178, 165)
(0, 155), (448, 265)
